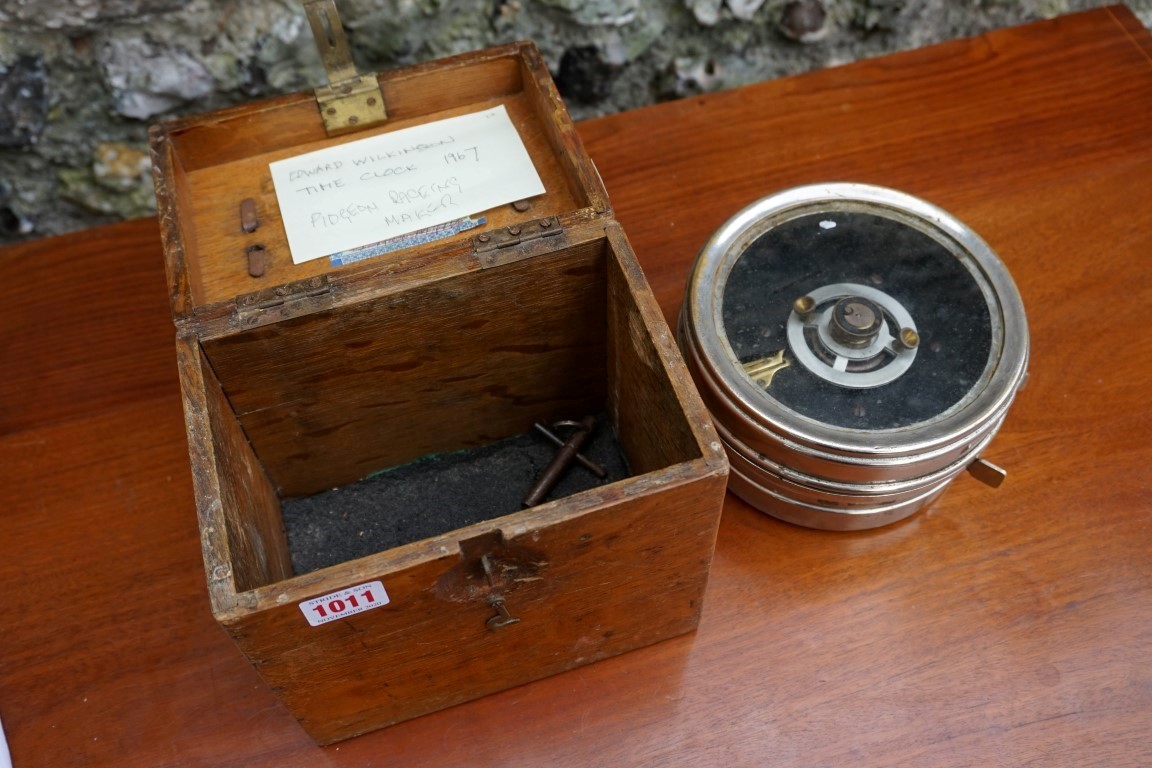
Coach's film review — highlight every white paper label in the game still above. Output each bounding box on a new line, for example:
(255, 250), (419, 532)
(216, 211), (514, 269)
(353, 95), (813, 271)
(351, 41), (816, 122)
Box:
(269, 105), (545, 264)
(298, 580), (390, 626)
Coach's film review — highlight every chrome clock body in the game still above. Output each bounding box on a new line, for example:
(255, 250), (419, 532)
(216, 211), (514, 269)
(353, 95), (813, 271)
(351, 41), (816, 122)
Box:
(679, 183), (1029, 530)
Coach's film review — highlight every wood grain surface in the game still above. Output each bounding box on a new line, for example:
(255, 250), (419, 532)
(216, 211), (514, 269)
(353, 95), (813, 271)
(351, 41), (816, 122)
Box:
(2, 6), (1150, 766)
(151, 42), (608, 314)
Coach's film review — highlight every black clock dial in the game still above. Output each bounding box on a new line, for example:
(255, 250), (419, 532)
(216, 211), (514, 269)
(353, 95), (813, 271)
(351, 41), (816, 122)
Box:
(720, 211), (994, 430)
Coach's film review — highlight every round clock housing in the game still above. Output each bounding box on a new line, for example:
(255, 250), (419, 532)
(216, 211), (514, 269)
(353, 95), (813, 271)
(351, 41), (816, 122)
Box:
(679, 183), (1029, 530)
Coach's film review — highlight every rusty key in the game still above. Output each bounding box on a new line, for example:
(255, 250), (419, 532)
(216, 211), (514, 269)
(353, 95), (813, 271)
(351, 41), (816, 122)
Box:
(532, 422), (607, 478)
(522, 415), (597, 507)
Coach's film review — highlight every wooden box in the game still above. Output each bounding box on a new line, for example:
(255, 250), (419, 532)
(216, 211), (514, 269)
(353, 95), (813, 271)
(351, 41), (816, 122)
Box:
(150, 41), (727, 744)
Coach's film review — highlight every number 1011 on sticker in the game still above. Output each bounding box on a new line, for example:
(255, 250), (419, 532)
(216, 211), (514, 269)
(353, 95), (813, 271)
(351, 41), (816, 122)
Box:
(299, 581), (390, 627)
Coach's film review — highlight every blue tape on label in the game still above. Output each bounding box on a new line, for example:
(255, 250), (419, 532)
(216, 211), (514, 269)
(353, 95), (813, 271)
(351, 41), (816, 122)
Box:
(328, 216), (486, 267)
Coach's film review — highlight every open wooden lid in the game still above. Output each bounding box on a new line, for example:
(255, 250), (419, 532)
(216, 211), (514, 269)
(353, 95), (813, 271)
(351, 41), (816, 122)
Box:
(150, 40), (610, 326)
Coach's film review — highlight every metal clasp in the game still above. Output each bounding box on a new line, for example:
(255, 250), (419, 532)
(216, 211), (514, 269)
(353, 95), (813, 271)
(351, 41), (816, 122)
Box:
(482, 554), (520, 630)
(304, 0), (387, 135)
(486, 596), (520, 630)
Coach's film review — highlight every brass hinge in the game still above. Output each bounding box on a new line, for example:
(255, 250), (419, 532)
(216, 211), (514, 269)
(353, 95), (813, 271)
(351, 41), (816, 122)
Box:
(473, 216), (566, 268)
(236, 275), (333, 329)
(304, 0), (387, 136)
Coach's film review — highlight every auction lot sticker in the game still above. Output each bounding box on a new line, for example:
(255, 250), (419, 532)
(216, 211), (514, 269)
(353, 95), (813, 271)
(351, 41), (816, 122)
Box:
(299, 581), (390, 627)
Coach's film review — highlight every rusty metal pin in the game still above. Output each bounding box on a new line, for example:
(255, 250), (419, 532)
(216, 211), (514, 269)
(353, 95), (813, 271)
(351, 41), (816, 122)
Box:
(532, 422), (607, 478)
(240, 198), (259, 233)
(245, 243), (266, 277)
(522, 415), (597, 507)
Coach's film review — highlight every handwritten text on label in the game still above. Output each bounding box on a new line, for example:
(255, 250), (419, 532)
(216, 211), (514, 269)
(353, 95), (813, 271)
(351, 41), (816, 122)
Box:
(270, 106), (544, 264)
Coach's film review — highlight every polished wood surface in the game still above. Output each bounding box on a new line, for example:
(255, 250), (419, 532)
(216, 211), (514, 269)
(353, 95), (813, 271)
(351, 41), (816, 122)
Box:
(2, 6), (1150, 765)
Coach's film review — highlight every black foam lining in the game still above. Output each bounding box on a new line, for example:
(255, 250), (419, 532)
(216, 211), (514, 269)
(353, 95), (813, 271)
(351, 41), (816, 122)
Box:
(281, 417), (630, 575)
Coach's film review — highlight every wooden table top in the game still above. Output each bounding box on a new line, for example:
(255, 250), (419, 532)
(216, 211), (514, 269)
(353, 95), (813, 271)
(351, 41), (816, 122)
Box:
(2, 6), (1150, 766)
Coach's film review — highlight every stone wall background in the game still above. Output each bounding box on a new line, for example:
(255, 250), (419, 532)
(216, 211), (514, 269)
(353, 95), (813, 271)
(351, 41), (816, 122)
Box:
(0, 0), (1147, 244)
